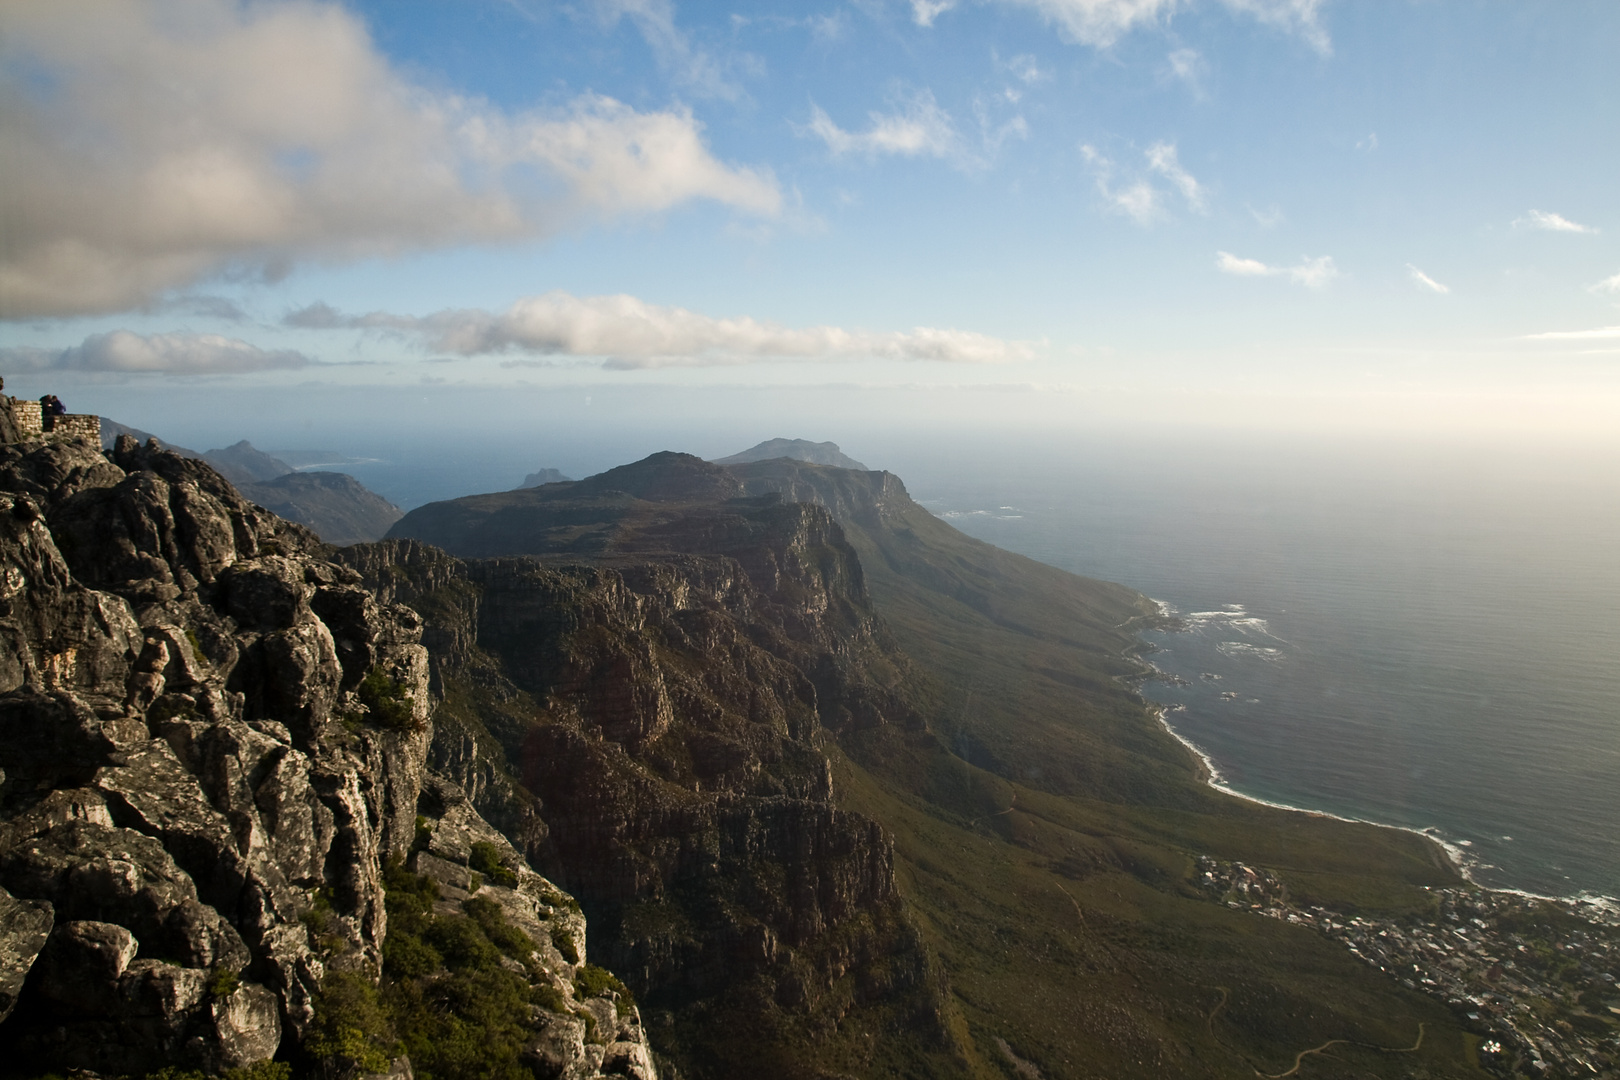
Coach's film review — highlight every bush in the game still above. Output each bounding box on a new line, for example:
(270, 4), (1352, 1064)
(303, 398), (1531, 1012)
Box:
(207, 966), (240, 998)
(425, 913), (502, 971)
(550, 924), (580, 965)
(469, 841), (519, 888)
(359, 666), (418, 732)
(575, 963), (635, 1017)
(375, 866), (554, 1080)
(304, 971), (398, 1077)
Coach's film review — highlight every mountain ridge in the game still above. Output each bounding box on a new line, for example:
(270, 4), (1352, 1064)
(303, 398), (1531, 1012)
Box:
(714, 439), (868, 471)
(381, 448), (1487, 1079)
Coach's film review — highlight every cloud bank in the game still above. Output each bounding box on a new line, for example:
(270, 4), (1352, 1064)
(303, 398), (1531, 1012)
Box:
(1, 331), (309, 374)
(286, 292), (1035, 368)
(0, 0), (780, 318)
(1216, 251), (1338, 288)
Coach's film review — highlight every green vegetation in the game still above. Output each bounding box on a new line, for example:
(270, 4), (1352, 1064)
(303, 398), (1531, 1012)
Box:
(206, 966), (240, 999)
(299, 886), (346, 958)
(141, 1064), (291, 1080)
(303, 859), (568, 1080)
(358, 666), (418, 732)
(469, 841), (518, 888)
(304, 972), (397, 1076)
(574, 963), (634, 1018)
(550, 923), (579, 965)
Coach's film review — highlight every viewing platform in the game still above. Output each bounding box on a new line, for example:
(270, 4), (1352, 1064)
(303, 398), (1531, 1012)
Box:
(2, 397), (101, 444)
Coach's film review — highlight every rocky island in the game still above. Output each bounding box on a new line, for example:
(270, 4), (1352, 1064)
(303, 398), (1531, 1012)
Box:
(1, 402), (1614, 1078)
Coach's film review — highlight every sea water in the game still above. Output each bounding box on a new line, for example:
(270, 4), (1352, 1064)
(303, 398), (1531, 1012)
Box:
(869, 432), (1620, 902)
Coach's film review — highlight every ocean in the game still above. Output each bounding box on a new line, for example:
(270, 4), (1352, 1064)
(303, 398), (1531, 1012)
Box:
(870, 431), (1620, 902)
(307, 428), (1619, 901)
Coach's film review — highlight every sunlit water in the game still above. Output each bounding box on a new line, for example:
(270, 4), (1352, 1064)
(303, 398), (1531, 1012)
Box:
(308, 431), (1619, 900)
(875, 434), (1620, 901)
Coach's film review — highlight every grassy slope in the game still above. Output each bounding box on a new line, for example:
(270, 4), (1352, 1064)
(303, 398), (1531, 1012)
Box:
(736, 462), (1484, 1078)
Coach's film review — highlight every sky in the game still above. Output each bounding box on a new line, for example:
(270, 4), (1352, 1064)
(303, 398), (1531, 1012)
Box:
(1, 0), (1618, 452)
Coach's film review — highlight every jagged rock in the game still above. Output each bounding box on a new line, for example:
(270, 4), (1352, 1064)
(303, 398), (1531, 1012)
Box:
(0, 884), (53, 1022)
(0, 414), (656, 1076)
(37, 919), (139, 1012)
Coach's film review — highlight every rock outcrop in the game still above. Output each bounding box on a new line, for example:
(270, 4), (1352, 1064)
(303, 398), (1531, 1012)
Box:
(0, 401), (655, 1078)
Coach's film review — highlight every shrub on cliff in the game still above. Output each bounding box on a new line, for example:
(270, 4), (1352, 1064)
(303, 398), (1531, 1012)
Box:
(375, 861), (555, 1080)
(468, 840), (519, 888)
(304, 972), (399, 1076)
(358, 666), (419, 732)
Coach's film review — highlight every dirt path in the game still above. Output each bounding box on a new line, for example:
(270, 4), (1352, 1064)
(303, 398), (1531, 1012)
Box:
(1254, 1023), (1425, 1078)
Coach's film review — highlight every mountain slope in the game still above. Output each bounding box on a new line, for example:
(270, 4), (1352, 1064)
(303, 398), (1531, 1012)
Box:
(240, 470), (403, 546)
(384, 452), (1484, 1079)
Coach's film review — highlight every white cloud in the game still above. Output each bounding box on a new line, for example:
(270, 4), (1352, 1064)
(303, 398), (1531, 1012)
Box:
(1518, 210), (1598, 235)
(1082, 146), (1161, 224)
(593, 0), (744, 101)
(1406, 264), (1450, 294)
(284, 292), (1036, 368)
(0, 0), (780, 319)
(911, 0), (957, 26)
(805, 91), (960, 159)
(990, 0), (1329, 51)
(1247, 204), (1284, 228)
(1356, 132), (1378, 152)
(1082, 142), (1203, 223)
(1216, 251), (1338, 288)
(1165, 47), (1206, 93)
(1145, 142), (1206, 212)
(2, 331), (309, 374)
(1590, 271), (1620, 296)
(997, 0), (1175, 47)
(1215, 251), (1273, 276)
(1001, 53), (1048, 85)
(1521, 326), (1620, 341)
(1288, 255), (1338, 288)
(1219, 0), (1331, 55)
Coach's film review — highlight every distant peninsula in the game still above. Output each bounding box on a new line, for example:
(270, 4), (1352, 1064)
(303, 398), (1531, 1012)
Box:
(713, 437), (868, 470)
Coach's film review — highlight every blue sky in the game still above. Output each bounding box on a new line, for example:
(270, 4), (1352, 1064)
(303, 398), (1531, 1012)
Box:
(2, 0), (1617, 447)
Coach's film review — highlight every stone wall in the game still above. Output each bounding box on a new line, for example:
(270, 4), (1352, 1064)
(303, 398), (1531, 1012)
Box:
(45, 413), (100, 442)
(0, 399), (99, 444)
(9, 400), (42, 439)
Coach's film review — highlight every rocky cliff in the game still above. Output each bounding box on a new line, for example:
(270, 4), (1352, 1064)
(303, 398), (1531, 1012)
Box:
(370, 456), (960, 1077)
(0, 403), (656, 1079)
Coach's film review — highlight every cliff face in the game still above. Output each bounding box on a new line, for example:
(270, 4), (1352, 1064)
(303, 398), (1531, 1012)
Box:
(0, 416), (656, 1078)
(367, 457), (957, 1077)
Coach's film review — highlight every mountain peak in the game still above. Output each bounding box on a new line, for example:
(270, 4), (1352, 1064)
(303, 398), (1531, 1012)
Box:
(714, 439), (868, 471)
(576, 450), (743, 502)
